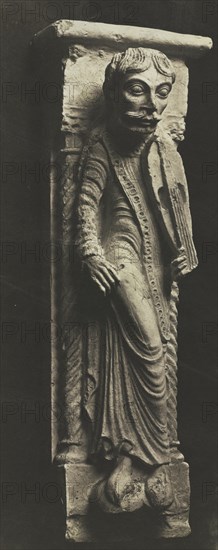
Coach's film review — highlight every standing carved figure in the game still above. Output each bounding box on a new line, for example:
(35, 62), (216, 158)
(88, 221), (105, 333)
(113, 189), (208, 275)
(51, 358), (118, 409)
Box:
(73, 48), (198, 513)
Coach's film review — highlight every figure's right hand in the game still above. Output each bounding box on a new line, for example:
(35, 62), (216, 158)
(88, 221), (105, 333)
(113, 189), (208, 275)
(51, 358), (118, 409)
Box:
(83, 257), (120, 295)
(171, 247), (189, 280)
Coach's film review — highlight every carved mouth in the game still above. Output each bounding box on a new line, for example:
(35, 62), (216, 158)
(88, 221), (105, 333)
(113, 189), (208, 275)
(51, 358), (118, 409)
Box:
(123, 112), (161, 127)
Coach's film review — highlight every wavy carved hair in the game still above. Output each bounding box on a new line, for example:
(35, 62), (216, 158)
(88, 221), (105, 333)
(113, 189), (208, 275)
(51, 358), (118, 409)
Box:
(103, 47), (176, 100)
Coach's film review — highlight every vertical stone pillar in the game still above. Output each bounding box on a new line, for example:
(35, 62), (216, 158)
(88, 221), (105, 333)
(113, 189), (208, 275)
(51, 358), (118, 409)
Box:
(32, 21), (212, 543)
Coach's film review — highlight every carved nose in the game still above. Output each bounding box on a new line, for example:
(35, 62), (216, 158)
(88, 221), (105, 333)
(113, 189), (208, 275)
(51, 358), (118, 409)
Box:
(146, 105), (157, 114)
(141, 101), (157, 114)
(145, 94), (157, 113)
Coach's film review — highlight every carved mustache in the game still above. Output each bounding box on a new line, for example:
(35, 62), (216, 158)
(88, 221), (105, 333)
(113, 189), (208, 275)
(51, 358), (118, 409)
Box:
(124, 111), (161, 123)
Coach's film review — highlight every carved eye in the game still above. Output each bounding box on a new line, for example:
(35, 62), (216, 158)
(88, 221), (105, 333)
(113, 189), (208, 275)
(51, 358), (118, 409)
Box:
(127, 84), (144, 96)
(156, 86), (171, 98)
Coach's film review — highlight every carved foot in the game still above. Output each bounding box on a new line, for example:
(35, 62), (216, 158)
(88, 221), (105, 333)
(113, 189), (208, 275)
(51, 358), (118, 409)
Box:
(145, 465), (174, 510)
(92, 456), (148, 512)
(106, 456), (147, 510)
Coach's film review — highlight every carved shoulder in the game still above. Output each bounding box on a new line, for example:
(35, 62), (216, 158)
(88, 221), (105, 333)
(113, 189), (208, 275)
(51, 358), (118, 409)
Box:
(78, 127), (110, 184)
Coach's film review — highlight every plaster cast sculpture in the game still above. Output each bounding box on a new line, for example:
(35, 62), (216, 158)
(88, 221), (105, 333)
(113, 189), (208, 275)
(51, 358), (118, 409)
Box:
(32, 20), (212, 544)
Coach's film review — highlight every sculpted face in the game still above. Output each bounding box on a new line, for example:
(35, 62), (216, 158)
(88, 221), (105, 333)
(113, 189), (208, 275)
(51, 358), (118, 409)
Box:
(116, 65), (173, 135)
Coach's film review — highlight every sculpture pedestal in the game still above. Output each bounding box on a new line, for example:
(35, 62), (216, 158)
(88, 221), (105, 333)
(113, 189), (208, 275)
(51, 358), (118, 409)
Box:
(59, 461), (191, 542)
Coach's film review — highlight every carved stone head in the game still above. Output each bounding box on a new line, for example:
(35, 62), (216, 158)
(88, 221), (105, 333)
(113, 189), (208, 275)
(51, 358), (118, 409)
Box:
(103, 47), (175, 137)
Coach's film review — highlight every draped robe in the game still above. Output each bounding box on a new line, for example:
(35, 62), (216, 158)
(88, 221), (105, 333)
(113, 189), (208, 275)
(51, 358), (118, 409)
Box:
(76, 126), (197, 467)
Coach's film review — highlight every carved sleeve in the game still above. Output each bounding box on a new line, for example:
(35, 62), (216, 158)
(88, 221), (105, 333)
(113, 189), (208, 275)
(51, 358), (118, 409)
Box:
(76, 140), (109, 261)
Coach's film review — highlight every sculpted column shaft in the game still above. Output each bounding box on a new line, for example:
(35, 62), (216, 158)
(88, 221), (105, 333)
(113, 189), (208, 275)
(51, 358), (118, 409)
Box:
(32, 20), (212, 544)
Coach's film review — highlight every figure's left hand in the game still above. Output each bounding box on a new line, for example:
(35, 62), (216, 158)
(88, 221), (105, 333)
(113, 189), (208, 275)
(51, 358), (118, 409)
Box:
(171, 247), (189, 280)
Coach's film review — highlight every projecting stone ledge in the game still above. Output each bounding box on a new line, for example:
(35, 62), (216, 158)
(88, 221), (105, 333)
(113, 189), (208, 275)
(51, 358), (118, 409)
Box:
(32, 20), (212, 58)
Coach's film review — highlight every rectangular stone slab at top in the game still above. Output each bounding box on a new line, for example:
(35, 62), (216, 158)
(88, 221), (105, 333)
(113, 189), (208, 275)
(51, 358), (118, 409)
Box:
(32, 20), (212, 58)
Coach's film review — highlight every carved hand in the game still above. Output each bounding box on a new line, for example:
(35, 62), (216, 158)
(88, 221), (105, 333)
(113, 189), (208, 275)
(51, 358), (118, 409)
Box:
(83, 257), (120, 294)
(171, 247), (189, 280)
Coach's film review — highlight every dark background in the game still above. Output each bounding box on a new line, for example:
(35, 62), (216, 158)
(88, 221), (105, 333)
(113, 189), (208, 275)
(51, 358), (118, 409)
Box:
(0, 1), (217, 549)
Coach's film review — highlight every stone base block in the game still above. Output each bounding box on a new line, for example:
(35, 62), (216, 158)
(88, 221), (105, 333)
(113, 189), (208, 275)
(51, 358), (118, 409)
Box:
(58, 461), (191, 543)
(157, 462), (191, 538)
